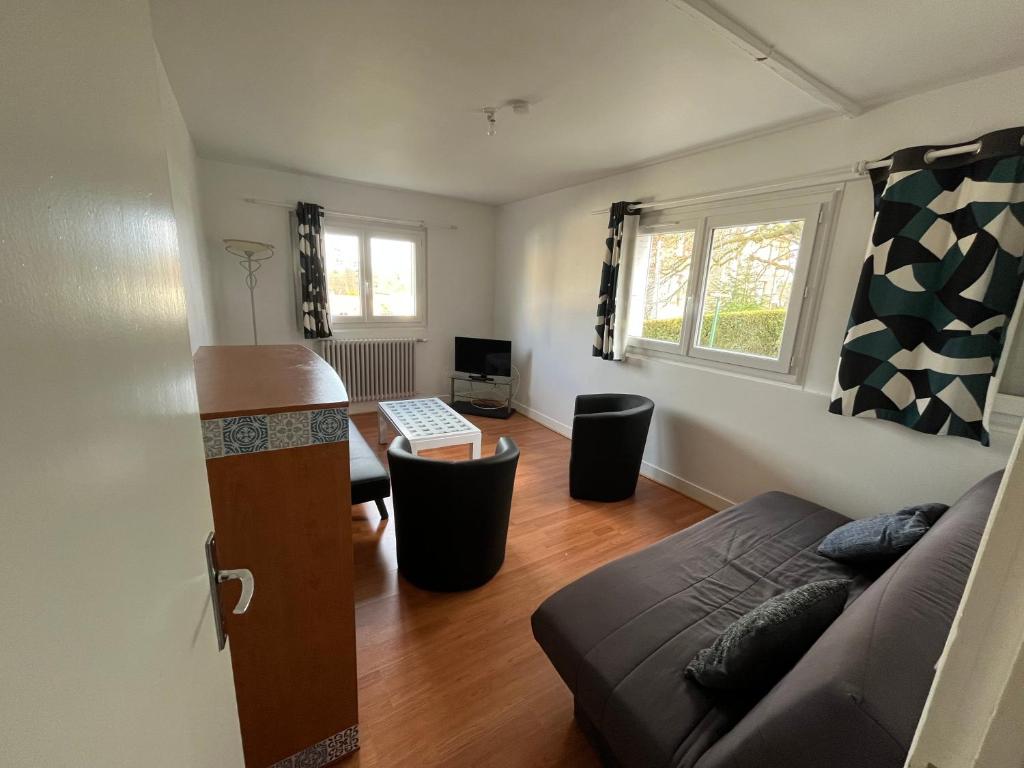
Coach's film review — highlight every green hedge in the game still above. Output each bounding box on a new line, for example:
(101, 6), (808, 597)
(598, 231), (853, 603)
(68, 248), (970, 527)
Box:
(641, 317), (684, 342)
(641, 308), (787, 358)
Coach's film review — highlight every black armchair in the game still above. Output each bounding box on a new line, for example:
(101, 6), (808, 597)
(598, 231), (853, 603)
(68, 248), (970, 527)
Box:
(387, 436), (520, 591)
(569, 394), (654, 501)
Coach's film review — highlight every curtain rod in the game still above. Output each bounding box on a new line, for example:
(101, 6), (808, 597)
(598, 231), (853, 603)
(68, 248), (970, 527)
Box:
(588, 167), (859, 216)
(243, 198), (457, 230)
(856, 140), (990, 174)
(590, 136), (1012, 217)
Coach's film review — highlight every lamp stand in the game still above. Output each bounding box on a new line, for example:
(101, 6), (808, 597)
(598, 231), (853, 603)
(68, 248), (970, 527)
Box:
(223, 240), (274, 345)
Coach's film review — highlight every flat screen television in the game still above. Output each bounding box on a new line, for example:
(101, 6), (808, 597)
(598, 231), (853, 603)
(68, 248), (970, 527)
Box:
(454, 336), (511, 381)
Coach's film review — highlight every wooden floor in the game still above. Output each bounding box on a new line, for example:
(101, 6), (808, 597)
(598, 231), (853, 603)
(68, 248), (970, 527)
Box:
(348, 411), (713, 768)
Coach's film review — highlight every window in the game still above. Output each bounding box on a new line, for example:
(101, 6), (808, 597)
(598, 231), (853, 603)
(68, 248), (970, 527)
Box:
(323, 223), (426, 326)
(627, 229), (696, 346)
(627, 189), (835, 379)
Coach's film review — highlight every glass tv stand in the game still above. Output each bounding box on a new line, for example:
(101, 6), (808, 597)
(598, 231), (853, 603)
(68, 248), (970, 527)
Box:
(449, 372), (514, 420)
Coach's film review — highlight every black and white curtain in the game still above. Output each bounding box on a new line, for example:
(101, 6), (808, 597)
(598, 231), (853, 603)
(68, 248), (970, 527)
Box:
(829, 126), (1024, 445)
(295, 201), (332, 339)
(593, 201), (640, 361)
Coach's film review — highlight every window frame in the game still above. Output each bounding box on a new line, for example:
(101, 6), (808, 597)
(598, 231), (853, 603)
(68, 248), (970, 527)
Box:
(323, 219), (427, 328)
(625, 186), (840, 383)
(626, 218), (704, 356)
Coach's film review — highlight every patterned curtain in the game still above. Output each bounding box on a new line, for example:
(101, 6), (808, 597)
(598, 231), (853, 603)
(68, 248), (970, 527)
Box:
(829, 127), (1024, 445)
(593, 201), (640, 361)
(295, 201), (332, 339)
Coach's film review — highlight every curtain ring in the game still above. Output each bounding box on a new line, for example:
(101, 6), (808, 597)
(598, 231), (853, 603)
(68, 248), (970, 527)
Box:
(923, 143), (983, 164)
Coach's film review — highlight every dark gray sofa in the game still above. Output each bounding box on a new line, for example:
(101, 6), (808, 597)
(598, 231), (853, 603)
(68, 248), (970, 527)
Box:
(532, 472), (1001, 768)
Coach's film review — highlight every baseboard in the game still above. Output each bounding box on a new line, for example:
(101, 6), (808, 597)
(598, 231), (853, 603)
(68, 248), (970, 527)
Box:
(512, 400), (735, 511)
(638, 460), (734, 511)
(513, 400), (572, 439)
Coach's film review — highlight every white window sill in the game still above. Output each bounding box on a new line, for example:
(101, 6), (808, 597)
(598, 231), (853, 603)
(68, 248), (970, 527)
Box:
(625, 347), (1024, 435)
(330, 320), (426, 330)
(624, 344), (805, 388)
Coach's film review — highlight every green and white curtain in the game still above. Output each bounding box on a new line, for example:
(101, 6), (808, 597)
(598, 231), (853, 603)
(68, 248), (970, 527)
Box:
(830, 127), (1024, 445)
(294, 201), (332, 339)
(593, 201), (640, 361)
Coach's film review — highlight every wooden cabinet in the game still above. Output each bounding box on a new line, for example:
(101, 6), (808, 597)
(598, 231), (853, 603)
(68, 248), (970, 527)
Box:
(194, 345), (358, 768)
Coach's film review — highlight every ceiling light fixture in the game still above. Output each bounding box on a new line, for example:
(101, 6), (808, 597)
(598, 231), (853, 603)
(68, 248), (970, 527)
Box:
(480, 99), (530, 137)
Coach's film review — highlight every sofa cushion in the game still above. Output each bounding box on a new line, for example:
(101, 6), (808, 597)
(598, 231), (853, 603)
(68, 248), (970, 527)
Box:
(532, 492), (869, 768)
(685, 579), (850, 690)
(349, 422), (390, 505)
(817, 502), (948, 562)
(694, 471), (1002, 768)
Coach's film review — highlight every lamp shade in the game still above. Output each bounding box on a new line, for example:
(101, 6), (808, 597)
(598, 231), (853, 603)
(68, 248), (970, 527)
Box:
(223, 239), (274, 260)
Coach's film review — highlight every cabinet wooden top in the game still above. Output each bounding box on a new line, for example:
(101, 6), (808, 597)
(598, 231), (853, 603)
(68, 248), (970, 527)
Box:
(194, 345), (349, 420)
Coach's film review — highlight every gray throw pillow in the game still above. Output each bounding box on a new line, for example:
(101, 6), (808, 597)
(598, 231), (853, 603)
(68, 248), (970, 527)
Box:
(817, 503), (949, 563)
(685, 579), (849, 690)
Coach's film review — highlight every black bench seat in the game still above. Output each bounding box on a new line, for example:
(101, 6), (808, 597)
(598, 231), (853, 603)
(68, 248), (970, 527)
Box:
(349, 421), (390, 518)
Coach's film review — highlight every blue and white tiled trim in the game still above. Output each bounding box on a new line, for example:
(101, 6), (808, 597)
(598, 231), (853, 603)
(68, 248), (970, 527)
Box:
(202, 407), (349, 459)
(268, 724), (359, 768)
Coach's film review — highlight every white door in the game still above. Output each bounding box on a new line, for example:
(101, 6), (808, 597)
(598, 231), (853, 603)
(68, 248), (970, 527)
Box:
(0, 2), (242, 766)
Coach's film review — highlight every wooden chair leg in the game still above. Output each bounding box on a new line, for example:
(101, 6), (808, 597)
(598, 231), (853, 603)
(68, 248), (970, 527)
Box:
(375, 498), (389, 519)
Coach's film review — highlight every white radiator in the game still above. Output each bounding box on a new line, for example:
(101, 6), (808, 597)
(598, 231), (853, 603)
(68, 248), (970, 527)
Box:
(320, 338), (417, 403)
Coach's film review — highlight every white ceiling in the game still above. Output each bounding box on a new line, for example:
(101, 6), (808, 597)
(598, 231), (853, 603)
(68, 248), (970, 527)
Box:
(151, 0), (1024, 204)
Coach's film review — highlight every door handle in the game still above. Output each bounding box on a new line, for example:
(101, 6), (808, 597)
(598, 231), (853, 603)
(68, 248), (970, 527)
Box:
(216, 568), (254, 614)
(204, 533), (255, 651)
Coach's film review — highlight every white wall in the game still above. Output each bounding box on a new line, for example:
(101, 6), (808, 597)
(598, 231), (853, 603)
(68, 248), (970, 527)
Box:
(198, 159), (497, 400)
(495, 66), (1024, 518)
(158, 54), (218, 351)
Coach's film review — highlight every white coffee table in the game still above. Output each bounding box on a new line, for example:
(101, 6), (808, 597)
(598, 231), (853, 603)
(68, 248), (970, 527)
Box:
(377, 397), (482, 459)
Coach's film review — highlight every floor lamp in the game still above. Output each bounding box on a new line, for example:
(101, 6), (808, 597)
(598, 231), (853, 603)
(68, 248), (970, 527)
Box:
(223, 239), (274, 345)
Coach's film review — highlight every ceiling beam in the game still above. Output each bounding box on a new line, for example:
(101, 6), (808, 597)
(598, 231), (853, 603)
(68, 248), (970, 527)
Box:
(664, 0), (864, 118)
